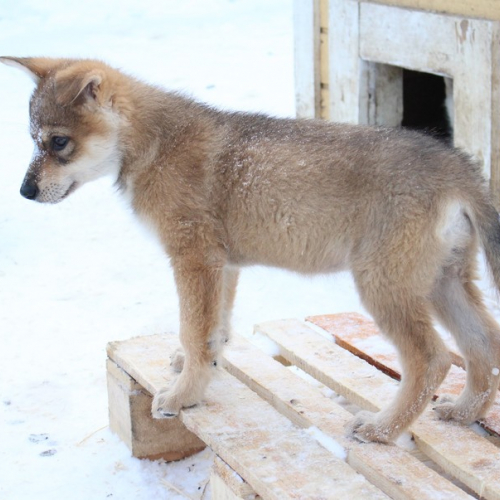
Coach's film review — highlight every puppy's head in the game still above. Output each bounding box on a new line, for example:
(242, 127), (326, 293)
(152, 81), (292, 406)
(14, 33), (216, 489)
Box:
(1, 57), (124, 203)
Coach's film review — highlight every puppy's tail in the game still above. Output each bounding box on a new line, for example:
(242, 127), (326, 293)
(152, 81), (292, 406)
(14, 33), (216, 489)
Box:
(471, 196), (500, 293)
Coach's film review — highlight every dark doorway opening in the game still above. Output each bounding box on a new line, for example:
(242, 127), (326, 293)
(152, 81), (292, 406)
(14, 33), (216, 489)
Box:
(402, 69), (452, 142)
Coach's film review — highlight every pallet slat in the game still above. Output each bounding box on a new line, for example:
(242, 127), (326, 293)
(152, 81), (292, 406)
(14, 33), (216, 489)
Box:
(308, 312), (464, 372)
(211, 457), (261, 500)
(107, 334), (389, 500)
(255, 319), (500, 500)
(223, 335), (473, 500)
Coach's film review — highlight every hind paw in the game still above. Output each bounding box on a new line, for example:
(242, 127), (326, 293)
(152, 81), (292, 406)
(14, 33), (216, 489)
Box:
(433, 394), (476, 424)
(170, 348), (185, 373)
(345, 411), (394, 444)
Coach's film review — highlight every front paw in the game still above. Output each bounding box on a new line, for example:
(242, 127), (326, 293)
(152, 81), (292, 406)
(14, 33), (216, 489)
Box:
(152, 388), (180, 419)
(152, 386), (199, 419)
(345, 410), (393, 444)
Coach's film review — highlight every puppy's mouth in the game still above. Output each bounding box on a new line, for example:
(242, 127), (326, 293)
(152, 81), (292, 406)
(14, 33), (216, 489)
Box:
(60, 181), (78, 201)
(38, 181), (79, 204)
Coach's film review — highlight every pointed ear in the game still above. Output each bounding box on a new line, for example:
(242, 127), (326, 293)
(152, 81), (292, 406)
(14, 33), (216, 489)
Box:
(54, 67), (105, 107)
(0, 56), (65, 83)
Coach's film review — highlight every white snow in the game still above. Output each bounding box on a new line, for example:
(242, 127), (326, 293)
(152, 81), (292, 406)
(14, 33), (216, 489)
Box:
(251, 332), (281, 358)
(305, 426), (347, 461)
(1, 1), (500, 499)
(395, 432), (417, 452)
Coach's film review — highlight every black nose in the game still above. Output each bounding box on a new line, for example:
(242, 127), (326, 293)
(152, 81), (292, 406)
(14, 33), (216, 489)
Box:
(20, 179), (39, 200)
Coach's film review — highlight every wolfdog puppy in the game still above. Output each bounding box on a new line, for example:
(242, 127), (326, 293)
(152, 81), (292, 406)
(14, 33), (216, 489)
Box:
(2, 57), (500, 443)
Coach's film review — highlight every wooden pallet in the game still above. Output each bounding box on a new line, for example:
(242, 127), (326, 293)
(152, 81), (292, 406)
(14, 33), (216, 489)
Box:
(106, 313), (500, 500)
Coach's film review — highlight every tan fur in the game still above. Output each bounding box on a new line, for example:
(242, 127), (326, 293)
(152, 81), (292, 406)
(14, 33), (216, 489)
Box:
(3, 56), (500, 443)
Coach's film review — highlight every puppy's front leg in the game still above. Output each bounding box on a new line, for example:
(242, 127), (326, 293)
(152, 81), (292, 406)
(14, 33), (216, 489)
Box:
(152, 260), (223, 418)
(170, 266), (239, 373)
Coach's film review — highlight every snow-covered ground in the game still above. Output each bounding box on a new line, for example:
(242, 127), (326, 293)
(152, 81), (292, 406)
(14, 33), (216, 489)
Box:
(1, 2), (499, 499)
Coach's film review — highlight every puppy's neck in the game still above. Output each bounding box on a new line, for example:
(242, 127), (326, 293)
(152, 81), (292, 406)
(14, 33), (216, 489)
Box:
(115, 86), (190, 189)
(114, 85), (217, 210)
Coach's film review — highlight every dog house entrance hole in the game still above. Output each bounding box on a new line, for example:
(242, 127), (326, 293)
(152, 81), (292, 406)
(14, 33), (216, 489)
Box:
(402, 69), (452, 142)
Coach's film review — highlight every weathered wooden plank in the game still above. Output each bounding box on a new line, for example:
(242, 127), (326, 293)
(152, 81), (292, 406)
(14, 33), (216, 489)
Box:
(307, 313), (500, 437)
(488, 22), (500, 207)
(319, 0), (330, 119)
(222, 335), (473, 500)
(255, 319), (500, 499)
(327, 0), (363, 123)
(360, 63), (404, 127)
(211, 472), (245, 500)
(293, 0), (321, 118)
(107, 334), (389, 500)
(308, 312), (464, 371)
(212, 457), (260, 500)
(362, 0), (500, 21)
(106, 359), (205, 461)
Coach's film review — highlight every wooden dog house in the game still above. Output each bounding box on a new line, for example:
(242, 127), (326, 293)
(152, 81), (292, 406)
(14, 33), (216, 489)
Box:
(294, 0), (500, 205)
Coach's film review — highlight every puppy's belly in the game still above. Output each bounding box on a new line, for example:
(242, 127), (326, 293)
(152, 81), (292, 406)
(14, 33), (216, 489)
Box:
(227, 246), (350, 274)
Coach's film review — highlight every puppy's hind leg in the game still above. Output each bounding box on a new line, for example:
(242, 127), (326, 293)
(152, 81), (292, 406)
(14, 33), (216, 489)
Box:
(347, 268), (451, 443)
(153, 260), (225, 418)
(431, 257), (500, 423)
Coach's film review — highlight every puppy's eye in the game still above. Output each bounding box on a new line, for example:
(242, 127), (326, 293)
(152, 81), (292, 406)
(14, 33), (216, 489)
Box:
(51, 136), (69, 152)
